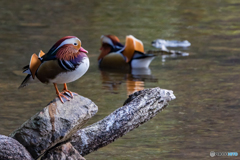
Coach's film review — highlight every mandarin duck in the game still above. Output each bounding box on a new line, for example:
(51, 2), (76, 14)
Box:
(19, 36), (89, 103)
(98, 35), (155, 69)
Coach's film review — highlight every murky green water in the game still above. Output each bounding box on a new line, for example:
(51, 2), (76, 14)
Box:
(1, 0), (240, 159)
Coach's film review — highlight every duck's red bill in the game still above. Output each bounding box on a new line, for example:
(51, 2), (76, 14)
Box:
(79, 47), (88, 53)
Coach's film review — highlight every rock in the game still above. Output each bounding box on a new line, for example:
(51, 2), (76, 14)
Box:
(0, 135), (33, 160)
(41, 142), (85, 160)
(10, 94), (98, 159)
(71, 87), (175, 156)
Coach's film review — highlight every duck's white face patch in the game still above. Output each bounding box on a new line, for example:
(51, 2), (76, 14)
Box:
(101, 35), (114, 48)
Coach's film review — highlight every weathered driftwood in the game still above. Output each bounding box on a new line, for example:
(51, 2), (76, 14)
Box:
(0, 135), (33, 160)
(9, 94), (98, 159)
(71, 87), (175, 156)
(41, 142), (85, 160)
(2, 87), (175, 159)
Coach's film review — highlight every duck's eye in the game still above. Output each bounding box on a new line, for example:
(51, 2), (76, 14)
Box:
(74, 43), (77, 46)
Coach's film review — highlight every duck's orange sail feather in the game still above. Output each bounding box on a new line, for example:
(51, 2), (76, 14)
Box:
(122, 35), (144, 63)
(29, 53), (41, 79)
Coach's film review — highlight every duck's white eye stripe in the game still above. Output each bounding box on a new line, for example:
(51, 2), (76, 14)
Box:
(53, 38), (79, 53)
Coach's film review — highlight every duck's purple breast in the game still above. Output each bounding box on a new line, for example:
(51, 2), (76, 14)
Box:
(70, 52), (88, 65)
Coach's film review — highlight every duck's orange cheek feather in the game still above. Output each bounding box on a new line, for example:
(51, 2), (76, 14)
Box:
(98, 47), (111, 60)
(56, 45), (79, 61)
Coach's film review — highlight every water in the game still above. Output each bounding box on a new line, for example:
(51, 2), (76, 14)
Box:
(0, 0), (240, 159)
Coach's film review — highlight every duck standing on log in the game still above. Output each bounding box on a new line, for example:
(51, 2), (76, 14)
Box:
(98, 35), (155, 69)
(19, 36), (89, 103)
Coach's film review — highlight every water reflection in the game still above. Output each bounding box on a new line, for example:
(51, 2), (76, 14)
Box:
(100, 68), (157, 95)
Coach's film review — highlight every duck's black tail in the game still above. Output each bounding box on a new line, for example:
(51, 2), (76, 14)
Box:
(18, 74), (31, 89)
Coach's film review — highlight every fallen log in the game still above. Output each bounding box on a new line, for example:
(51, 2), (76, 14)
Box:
(41, 142), (86, 160)
(0, 135), (33, 160)
(9, 94), (98, 159)
(70, 87), (175, 156)
(1, 87), (175, 159)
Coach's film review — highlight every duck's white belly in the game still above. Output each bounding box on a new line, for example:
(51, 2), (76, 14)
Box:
(49, 58), (89, 84)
